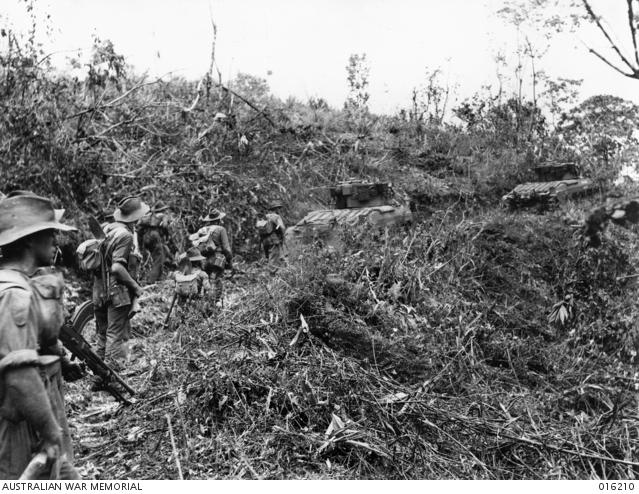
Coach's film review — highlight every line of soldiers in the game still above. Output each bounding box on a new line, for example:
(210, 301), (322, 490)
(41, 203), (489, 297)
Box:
(0, 189), (287, 479)
(168, 201), (287, 316)
(93, 197), (287, 382)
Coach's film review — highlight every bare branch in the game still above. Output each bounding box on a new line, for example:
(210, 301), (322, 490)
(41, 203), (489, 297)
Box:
(67, 78), (163, 120)
(208, 4), (218, 82)
(180, 9), (275, 127)
(582, 0), (638, 72)
(626, 0), (639, 67)
(181, 79), (203, 113)
(581, 39), (638, 78)
(36, 48), (83, 67)
(93, 117), (137, 137)
(216, 82), (277, 128)
(207, 5), (223, 89)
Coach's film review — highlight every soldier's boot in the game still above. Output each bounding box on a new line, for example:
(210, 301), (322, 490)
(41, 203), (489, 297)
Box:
(214, 274), (224, 307)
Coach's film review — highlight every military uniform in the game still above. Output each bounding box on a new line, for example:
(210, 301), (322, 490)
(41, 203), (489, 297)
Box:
(262, 212), (286, 268)
(93, 197), (148, 371)
(0, 194), (79, 479)
(137, 204), (172, 283)
(0, 269), (79, 479)
(191, 210), (233, 305)
(171, 268), (210, 300)
(259, 202), (286, 272)
(93, 222), (137, 369)
(170, 248), (211, 304)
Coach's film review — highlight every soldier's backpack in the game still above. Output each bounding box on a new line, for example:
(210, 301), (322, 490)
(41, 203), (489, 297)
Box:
(190, 227), (217, 255)
(175, 272), (200, 297)
(76, 239), (105, 272)
(76, 220), (129, 273)
(201, 235), (218, 256)
(256, 219), (273, 237)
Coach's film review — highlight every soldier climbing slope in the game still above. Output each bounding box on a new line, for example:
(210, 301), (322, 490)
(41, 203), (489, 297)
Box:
(257, 200), (286, 272)
(0, 193), (81, 479)
(169, 247), (211, 317)
(190, 209), (233, 306)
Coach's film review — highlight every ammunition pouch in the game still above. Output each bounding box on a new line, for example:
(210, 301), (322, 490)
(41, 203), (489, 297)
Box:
(213, 253), (227, 269)
(204, 253), (227, 274)
(109, 283), (132, 308)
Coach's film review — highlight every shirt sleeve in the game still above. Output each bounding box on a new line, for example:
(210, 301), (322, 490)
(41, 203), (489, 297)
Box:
(111, 230), (134, 266)
(0, 287), (40, 375)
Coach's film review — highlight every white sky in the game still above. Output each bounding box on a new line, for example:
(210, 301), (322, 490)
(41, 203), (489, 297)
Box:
(2, 0), (639, 114)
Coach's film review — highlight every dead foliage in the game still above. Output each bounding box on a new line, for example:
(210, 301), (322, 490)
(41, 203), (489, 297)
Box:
(67, 208), (639, 479)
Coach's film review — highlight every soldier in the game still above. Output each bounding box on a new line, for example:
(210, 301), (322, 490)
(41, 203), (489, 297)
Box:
(137, 201), (173, 284)
(170, 247), (211, 313)
(93, 196), (148, 379)
(258, 201), (286, 271)
(100, 209), (143, 281)
(192, 209), (233, 306)
(0, 193), (81, 479)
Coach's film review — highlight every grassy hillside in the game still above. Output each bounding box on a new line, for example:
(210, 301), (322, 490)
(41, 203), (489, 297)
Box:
(3, 35), (639, 479)
(67, 203), (639, 479)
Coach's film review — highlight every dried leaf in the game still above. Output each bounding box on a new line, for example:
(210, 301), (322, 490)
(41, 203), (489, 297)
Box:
(300, 313), (309, 333)
(380, 392), (409, 404)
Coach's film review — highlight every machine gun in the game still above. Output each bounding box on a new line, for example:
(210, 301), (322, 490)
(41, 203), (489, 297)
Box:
(59, 321), (135, 403)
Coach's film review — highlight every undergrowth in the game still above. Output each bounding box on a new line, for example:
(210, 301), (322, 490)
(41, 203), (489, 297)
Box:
(81, 209), (639, 479)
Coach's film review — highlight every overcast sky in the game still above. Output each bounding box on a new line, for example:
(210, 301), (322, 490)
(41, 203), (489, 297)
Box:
(2, 0), (638, 114)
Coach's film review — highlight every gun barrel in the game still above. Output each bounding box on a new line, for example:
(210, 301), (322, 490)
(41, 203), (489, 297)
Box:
(110, 367), (135, 395)
(82, 351), (135, 395)
(59, 322), (135, 400)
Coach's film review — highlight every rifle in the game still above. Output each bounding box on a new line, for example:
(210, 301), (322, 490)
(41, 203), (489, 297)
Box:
(59, 322), (135, 403)
(163, 291), (178, 329)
